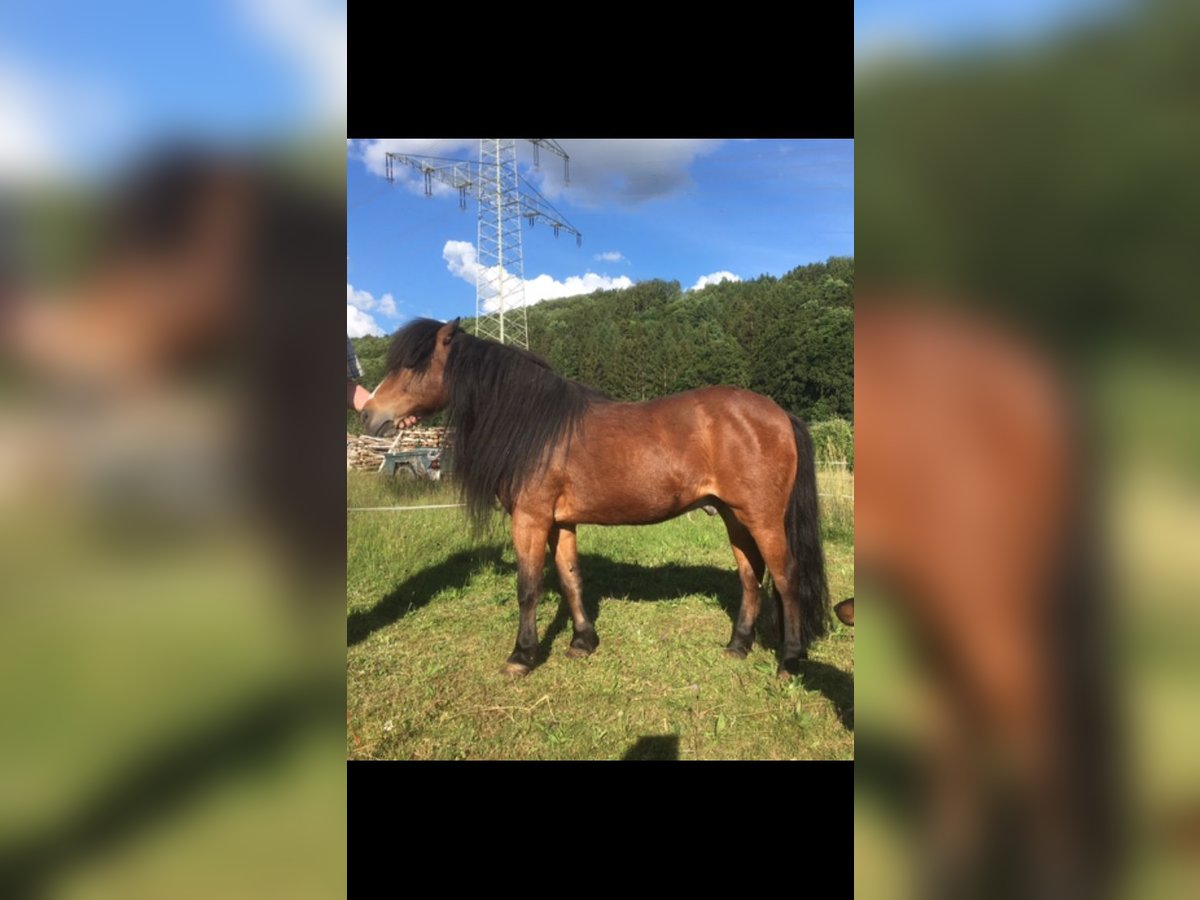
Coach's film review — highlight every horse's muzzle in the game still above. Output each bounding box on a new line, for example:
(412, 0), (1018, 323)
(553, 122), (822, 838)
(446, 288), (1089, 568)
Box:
(360, 409), (397, 438)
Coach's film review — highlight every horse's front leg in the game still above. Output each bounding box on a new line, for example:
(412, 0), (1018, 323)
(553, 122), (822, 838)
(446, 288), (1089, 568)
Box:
(503, 510), (552, 676)
(551, 524), (599, 658)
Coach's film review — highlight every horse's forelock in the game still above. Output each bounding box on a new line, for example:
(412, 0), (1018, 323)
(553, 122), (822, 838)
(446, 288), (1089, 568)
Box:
(385, 318), (444, 376)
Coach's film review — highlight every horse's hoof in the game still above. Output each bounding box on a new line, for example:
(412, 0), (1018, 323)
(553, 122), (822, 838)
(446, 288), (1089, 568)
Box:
(777, 658), (803, 679)
(501, 661), (531, 677)
(567, 626), (599, 658)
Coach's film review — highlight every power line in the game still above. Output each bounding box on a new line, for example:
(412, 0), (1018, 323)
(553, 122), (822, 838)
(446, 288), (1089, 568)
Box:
(384, 140), (581, 350)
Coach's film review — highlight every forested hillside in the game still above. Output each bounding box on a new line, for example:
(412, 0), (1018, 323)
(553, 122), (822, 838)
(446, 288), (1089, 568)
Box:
(350, 256), (853, 435)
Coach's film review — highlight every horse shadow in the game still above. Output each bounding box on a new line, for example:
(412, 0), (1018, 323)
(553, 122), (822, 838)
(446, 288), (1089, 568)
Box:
(532, 553), (742, 663)
(621, 735), (679, 760)
(349, 548), (853, 733)
(795, 659), (854, 731)
(1, 675), (337, 898)
(540, 554), (853, 732)
(348, 549), (744, 649)
(347, 544), (508, 646)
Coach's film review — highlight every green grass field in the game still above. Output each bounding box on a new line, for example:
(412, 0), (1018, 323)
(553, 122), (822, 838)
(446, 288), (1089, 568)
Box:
(347, 468), (854, 760)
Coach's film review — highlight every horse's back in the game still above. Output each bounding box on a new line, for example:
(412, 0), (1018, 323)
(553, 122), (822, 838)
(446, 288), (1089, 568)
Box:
(546, 385), (798, 525)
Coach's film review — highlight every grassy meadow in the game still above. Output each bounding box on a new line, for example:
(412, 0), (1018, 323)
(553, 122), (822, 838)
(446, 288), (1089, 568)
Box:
(347, 465), (854, 760)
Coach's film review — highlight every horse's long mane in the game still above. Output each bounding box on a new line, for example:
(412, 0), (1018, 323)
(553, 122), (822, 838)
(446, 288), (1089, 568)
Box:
(387, 320), (606, 528)
(448, 332), (607, 528)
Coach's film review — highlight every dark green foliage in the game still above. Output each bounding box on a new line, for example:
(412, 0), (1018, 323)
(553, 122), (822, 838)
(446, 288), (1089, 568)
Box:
(855, 6), (1200, 360)
(351, 334), (390, 387)
(350, 256), (853, 431)
(346, 333), (387, 433)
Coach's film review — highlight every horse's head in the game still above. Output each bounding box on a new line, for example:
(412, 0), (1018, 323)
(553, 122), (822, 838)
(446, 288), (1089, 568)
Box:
(360, 318), (460, 437)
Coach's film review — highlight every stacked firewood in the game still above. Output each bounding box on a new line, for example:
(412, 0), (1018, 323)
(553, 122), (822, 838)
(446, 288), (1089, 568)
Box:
(346, 427), (450, 471)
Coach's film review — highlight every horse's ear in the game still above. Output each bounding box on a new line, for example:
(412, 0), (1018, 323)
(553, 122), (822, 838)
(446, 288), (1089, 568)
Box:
(443, 317), (461, 346)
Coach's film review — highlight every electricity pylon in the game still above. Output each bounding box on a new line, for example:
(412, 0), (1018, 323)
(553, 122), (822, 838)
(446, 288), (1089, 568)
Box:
(385, 139), (581, 349)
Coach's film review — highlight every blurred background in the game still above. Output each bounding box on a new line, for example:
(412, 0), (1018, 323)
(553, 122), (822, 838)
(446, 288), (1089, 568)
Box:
(0, 2), (346, 897)
(856, 0), (1199, 897)
(8, 0), (1200, 895)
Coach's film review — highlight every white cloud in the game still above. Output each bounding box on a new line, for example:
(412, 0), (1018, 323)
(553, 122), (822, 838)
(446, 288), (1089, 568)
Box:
(689, 271), (742, 292)
(352, 138), (725, 207)
(594, 250), (626, 263)
(347, 283), (397, 318)
(442, 240), (633, 310)
(241, 0), (346, 123)
(528, 139), (725, 207)
(0, 64), (59, 184)
(442, 241), (477, 281)
(347, 305), (383, 338)
(0, 60), (125, 186)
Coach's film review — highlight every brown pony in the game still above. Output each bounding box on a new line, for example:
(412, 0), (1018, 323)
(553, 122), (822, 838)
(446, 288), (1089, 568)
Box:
(361, 317), (831, 677)
(855, 301), (1113, 898)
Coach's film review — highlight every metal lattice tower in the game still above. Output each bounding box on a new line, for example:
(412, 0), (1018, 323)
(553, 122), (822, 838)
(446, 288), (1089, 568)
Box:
(385, 139), (580, 349)
(475, 140), (524, 346)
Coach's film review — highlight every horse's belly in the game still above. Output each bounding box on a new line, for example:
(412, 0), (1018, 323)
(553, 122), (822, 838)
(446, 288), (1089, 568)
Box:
(554, 475), (709, 526)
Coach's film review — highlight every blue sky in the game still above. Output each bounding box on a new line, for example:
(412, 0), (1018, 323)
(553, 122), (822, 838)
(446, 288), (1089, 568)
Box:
(346, 139), (854, 336)
(856, 0), (1128, 58)
(2, 0), (1123, 185)
(1, 0), (343, 183)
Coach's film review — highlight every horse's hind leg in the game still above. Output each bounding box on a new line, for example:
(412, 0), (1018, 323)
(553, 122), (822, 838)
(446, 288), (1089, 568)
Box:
(718, 507), (766, 659)
(550, 524), (599, 658)
(504, 510), (552, 676)
(747, 525), (806, 676)
(929, 580), (1076, 896)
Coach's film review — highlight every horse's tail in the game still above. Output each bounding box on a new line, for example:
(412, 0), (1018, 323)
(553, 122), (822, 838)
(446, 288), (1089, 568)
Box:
(786, 414), (830, 650)
(1046, 407), (1121, 892)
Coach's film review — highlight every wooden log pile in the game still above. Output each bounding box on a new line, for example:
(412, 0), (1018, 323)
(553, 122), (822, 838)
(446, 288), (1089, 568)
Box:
(346, 427), (450, 471)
